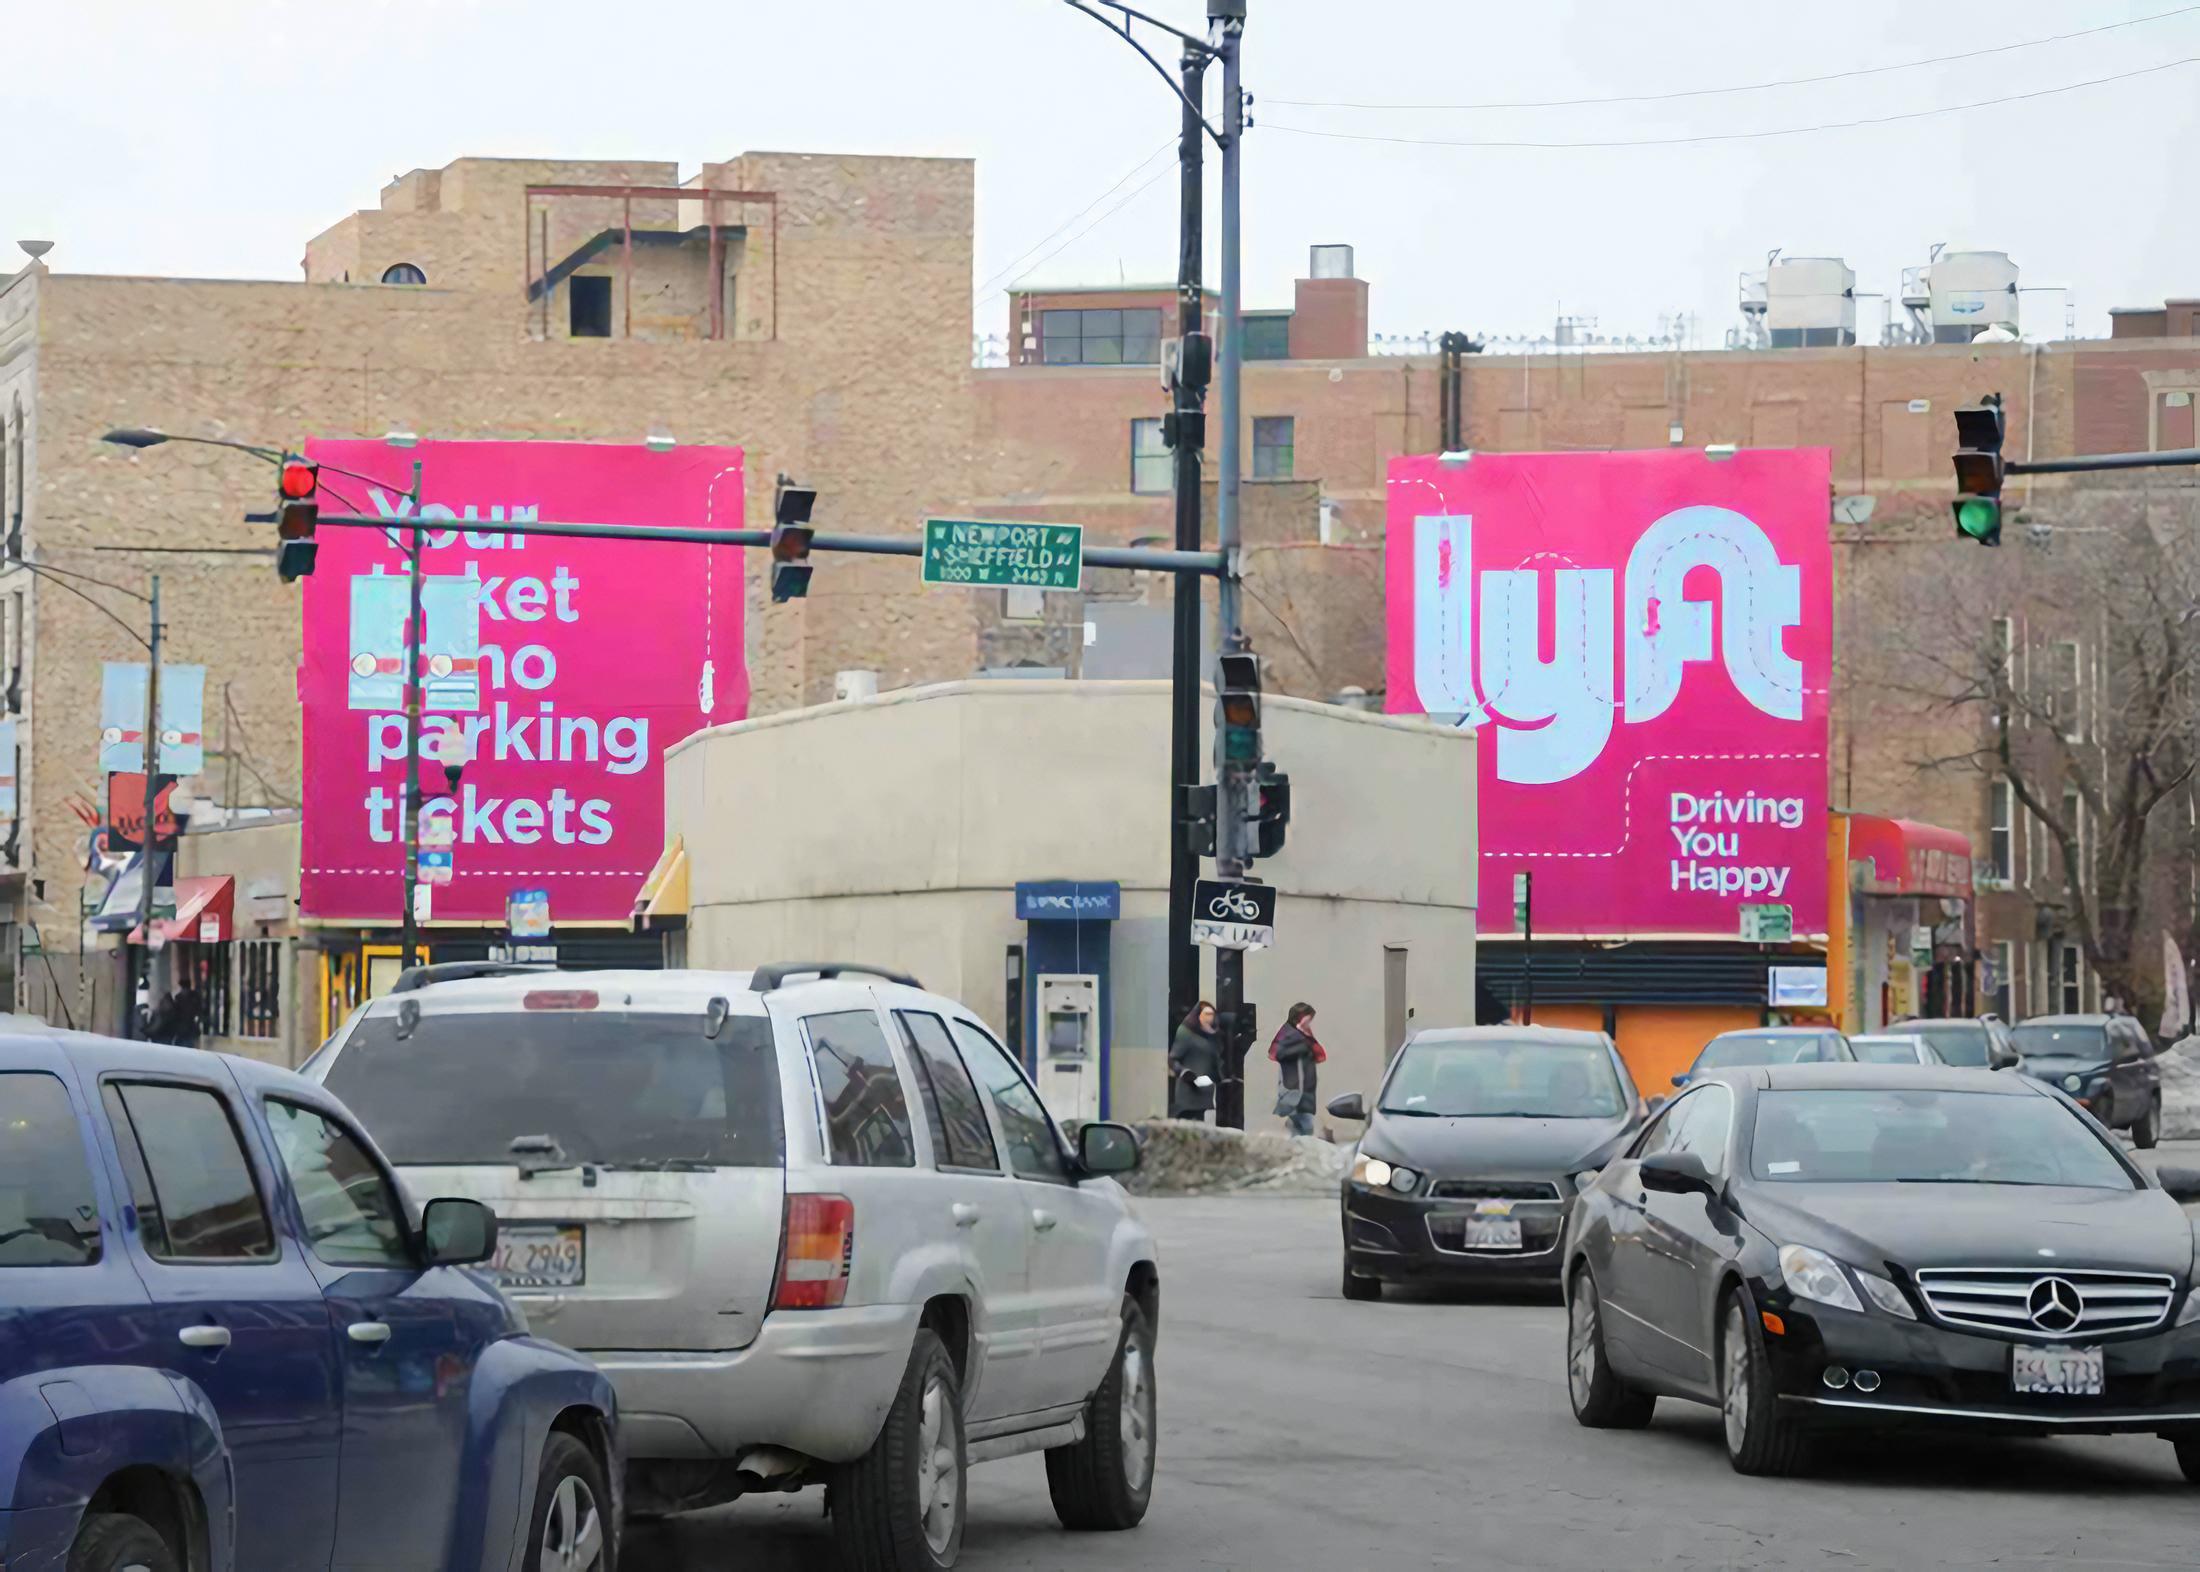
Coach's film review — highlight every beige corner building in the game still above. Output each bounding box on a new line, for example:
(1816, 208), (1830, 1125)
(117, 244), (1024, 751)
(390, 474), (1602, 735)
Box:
(663, 680), (1477, 1124)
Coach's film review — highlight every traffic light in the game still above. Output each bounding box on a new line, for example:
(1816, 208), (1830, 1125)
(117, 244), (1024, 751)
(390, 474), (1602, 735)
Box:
(275, 456), (319, 582)
(1180, 783), (1217, 858)
(1252, 762), (1291, 859)
(1218, 651), (1261, 764)
(770, 476), (817, 602)
(1952, 397), (2006, 547)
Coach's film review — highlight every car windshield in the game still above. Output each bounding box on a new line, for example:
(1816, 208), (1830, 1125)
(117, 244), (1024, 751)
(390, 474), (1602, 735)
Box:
(1379, 1038), (1624, 1118)
(1695, 1033), (1838, 1070)
(1908, 1024), (1989, 1067)
(1750, 1088), (2133, 1188)
(1850, 1036), (1924, 1065)
(2010, 1023), (2109, 1062)
(322, 1006), (784, 1168)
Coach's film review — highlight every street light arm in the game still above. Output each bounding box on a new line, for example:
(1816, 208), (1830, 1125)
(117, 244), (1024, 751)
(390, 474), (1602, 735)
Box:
(0, 554), (152, 604)
(0, 558), (152, 650)
(1070, 0), (1216, 52)
(1060, 0), (1222, 143)
(102, 429), (285, 463)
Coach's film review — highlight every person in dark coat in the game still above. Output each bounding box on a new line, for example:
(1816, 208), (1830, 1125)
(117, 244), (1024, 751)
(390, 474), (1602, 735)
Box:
(1169, 1002), (1222, 1121)
(166, 983), (204, 1049)
(1271, 1002), (1326, 1136)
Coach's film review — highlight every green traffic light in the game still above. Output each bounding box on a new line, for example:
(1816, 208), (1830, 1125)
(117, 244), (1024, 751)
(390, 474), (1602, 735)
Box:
(1956, 497), (2001, 541)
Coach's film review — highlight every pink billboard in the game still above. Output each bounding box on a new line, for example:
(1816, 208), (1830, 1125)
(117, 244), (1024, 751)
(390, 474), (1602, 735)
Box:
(1386, 448), (1832, 939)
(299, 439), (747, 924)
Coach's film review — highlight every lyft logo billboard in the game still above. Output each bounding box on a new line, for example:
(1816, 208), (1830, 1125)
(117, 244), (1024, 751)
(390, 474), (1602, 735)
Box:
(299, 439), (748, 923)
(1384, 448), (1831, 938)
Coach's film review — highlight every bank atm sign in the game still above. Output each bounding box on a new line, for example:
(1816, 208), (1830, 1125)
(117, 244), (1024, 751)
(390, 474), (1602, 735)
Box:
(1385, 448), (1832, 938)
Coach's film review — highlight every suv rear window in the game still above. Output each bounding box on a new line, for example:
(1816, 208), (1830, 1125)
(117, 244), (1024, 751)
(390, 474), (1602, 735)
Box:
(0, 1072), (102, 1265)
(323, 1007), (783, 1169)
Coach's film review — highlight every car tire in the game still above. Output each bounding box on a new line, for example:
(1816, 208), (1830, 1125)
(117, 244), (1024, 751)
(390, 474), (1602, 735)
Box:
(2133, 1096), (2161, 1150)
(2172, 1435), (2200, 1484)
(832, 1329), (966, 1572)
(525, 1432), (615, 1572)
(1719, 1288), (1808, 1477)
(1566, 1268), (1654, 1430)
(1341, 1257), (1383, 1302)
(68, 1513), (180, 1572)
(1046, 1294), (1158, 1532)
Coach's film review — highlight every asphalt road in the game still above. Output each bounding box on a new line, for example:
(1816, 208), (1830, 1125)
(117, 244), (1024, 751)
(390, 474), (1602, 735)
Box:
(633, 1193), (2198, 1572)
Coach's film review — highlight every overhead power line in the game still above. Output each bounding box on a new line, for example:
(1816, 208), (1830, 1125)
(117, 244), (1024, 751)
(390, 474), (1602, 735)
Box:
(1263, 56), (2200, 150)
(1267, 4), (2200, 111)
(973, 135), (1176, 300)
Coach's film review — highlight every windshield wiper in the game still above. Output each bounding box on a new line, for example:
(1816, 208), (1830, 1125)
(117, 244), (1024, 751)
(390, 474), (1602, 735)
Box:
(508, 1134), (582, 1179)
(1377, 1106), (1448, 1117)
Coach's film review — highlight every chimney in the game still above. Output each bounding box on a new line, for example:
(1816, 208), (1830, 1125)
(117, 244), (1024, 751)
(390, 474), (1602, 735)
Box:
(1288, 244), (1368, 360)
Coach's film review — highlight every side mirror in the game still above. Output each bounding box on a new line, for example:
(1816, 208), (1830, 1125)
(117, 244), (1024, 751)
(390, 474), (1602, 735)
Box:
(1669, 1072), (1690, 1089)
(1326, 1092), (1367, 1123)
(1639, 1152), (1715, 1198)
(422, 1197), (498, 1266)
(1077, 1122), (1142, 1177)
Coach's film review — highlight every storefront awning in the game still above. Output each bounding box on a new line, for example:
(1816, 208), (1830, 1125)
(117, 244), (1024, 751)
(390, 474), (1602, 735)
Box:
(129, 875), (236, 946)
(1849, 815), (1973, 900)
(631, 836), (688, 930)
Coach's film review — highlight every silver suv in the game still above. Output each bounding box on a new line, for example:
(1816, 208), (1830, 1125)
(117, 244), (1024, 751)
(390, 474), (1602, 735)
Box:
(304, 962), (1160, 1570)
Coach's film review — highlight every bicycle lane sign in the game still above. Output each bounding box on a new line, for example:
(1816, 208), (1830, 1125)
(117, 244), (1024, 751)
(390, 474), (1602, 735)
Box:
(1193, 879), (1277, 951)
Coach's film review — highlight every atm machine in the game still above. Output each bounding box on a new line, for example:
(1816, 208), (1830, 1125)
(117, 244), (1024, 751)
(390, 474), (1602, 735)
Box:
(1034, 973), (1101, 1124)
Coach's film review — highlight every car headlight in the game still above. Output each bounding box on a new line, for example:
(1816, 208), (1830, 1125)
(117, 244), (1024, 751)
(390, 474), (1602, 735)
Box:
(1779, 1244), (1864, 1314)
(1389, 1166), (1421, 1195)
(2063, 1073), (2083, 1093)
(1853, 1266), (1917, 1321)
(1352, 1154), (1393, 1189)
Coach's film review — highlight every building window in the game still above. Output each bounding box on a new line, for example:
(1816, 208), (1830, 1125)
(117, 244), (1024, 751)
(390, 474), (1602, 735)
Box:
(2156, 388), (2198, 452)
(1241, 314), (1292, 361)
(379, 263), (427, 286)
(2049, 640), (2082, 742)
(238, 940), (282, 1042)
(1991, 939), (2015, 1022)
(2059, 943), (2085, 1014)
(1040, 307), (1163, 366)
(569, 275), (613, 339)
(2061, 786), (2087, 895)
(1130, 418), (1171, 494)
(1987, 779), (2014, 884)
(1990, 615), (2015, 729)
(1253, 416), (1296, 480)
(185, 944), (231, 1040)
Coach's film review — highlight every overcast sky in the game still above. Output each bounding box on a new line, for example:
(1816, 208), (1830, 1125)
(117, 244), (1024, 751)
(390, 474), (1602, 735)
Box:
(8, 0), (2194, 345)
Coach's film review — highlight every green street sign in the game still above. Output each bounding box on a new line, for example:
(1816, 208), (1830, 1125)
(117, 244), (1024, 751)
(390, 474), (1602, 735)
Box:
(922, 519), (1083, 591)
(1740, 903), (1793, 943)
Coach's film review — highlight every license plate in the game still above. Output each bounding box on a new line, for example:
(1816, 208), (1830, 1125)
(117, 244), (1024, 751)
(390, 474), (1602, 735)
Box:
(2012, 1344), (2103, 1396)
(488, 1225), (584, 1289)
(1441, 1216), (1524, 1250)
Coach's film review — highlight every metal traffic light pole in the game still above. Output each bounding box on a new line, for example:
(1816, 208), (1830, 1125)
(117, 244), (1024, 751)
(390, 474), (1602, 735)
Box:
(132, 575), (161, 1039)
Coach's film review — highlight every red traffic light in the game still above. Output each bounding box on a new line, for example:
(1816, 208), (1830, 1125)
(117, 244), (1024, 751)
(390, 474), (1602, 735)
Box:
(280, 459), (318, 499)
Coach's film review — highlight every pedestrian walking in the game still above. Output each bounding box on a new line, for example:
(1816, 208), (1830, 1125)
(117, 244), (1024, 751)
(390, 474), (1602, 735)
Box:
(167, 981), (204, 1049)
(1270, 1002), (1326, 1137)
(1169, 1002), (1222, 1122)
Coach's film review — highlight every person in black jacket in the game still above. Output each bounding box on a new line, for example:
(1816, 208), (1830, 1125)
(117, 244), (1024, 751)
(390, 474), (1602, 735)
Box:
(1169, 1002), (1222, 1121)
(1271, 1002), (1326, 1136)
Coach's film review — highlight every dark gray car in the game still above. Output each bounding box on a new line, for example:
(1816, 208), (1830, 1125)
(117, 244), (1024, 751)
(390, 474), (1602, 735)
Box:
(1329, 1026), (1650, 1300)
(1675, 1027), (1854, 1088)
(2011, 1014), (2162, 1147)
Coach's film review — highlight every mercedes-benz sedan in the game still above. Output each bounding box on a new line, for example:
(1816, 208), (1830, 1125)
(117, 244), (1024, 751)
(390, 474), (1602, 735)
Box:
(1329, 1026), (1650, 1300)
(1562, 1064), (2200, 1480)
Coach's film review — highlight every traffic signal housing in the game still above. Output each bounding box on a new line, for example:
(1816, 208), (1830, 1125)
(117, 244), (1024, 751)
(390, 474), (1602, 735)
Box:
(1180, 783), (1217, 858)
(1952, 397), (2006, 547)
(1218, 651), (1262, 764)
(771, 477), (817, 602)
(1252, 762), (1291, 859)
(275, 456), (319, 582)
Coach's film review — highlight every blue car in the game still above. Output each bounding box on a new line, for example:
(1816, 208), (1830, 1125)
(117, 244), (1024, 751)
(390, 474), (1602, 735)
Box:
(0, 1029), (619, 1571)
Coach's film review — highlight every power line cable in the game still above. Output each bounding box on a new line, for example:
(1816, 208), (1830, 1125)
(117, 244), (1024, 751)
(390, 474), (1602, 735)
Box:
(974, 135), (1177, 300)
(1267, 4), (2200, 110)
(1263, 57), (2200, 150)
(979, 157), (1181, 310)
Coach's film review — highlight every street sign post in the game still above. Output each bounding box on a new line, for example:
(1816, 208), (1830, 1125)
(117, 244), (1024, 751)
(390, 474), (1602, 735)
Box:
(1192, 878), (1276, 951)
(1740, 903), (1793, 943)
(921, 519), (1083, 590)
(508, 888), (551, 939)
(419, 849), (454, 887)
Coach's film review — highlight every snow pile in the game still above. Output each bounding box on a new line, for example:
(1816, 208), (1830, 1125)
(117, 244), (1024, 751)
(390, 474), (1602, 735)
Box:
(1119, 1119), (1348, 1197)
(2158, 1037), (2200, 1142)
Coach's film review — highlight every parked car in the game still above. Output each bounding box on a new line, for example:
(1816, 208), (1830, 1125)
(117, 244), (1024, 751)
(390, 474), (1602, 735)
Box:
(1328, 1025), (1651, 1299)
(1889, 1015), (2019, 1070)
(1673, 1027), (1854, 1087)
(306, 963), (1159, 1571)
(2010, 1014), (2162, 1147)
(0, 1028), (618, 1572)
(1847, 1033), (1945, 1067)
(1562, 1062), (2200, 1480)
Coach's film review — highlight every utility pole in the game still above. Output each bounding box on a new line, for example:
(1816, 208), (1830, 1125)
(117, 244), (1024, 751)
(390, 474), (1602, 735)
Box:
(131, 573), (161, 1039)
(395, 459), (426, 971)
(1210, 0), (1251, 1127)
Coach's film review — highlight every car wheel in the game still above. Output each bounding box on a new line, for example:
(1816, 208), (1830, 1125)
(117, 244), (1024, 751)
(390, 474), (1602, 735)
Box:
(68, 1513), (180, 1572)
(832, 1329), (965, 1571)
(1719, 1290), (1808, 1477)
(1341, 1257), (1383, 1302)
(1566, 1269), (1654, 1429)
(2173, 1435), (2200, 1484)
(525, 1432), (614, 1572)
(1046, 1293), (1158, 1531)
(2133, 1096), (2161, 1150)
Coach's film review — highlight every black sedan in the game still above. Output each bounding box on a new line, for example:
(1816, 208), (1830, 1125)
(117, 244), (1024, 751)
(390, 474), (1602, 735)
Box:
(2012, 1014), (2163, 1148)
(1329, 1026), (1650, 1299)
(1562, 1063), (2200, 1479)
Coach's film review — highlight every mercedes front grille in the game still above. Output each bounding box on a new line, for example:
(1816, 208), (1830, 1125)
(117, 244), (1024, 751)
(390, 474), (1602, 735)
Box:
(1912, 1267), (2177, 1340)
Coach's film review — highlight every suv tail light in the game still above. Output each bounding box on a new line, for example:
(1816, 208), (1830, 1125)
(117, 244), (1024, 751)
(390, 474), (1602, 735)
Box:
(774, 1193), (853, 1309)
